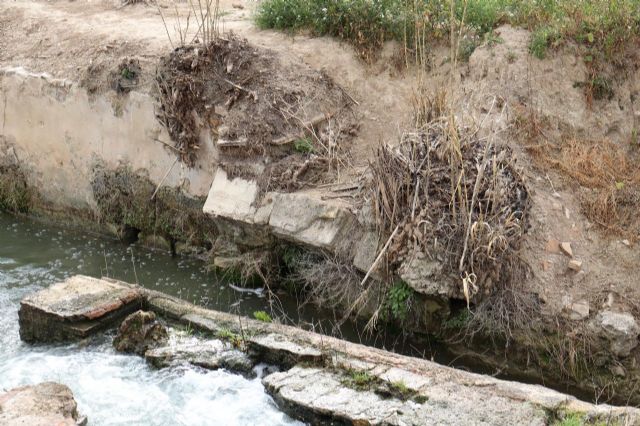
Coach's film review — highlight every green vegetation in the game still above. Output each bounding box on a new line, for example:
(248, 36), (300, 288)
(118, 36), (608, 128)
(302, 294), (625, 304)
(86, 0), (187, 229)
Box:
(91, 164), (216, 249)
(551, 412), (622, 426)
(384, 280), (413, 321)
(216, 328), (243, 347)
(554, 413), (585, 426)
(253, 310), (273, 323)
(256, 0), (640, 66)
(0, 165), (32, 214)
(293, 137), (314, 154)
(343, 369), (375, 390)
(444, 309), (471, 330)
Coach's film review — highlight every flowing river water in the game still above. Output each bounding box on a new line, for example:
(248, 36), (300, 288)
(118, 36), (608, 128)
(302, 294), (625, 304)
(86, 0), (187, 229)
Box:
(0, 212), (305, 425)
(1, 211), (602, 423)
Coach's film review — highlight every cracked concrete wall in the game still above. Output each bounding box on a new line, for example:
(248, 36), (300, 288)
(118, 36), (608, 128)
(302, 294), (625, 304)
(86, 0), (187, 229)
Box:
(0, 67), (217, 210)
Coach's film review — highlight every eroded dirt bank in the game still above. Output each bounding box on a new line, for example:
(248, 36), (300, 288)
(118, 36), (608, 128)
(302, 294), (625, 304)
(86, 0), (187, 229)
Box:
(2, 0), (640, 408)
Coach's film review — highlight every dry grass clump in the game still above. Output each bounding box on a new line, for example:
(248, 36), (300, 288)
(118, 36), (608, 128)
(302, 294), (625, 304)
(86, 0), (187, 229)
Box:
(517, 108), (640, 239)
(369, 113), (529, 303)
(556, 139), (640, 238)
(288, 250), (364, 312)
(0, 163), (32, 214)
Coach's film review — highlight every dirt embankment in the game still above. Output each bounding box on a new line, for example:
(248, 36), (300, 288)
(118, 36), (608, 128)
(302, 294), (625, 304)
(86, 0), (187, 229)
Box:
(2, 0), (640, 406)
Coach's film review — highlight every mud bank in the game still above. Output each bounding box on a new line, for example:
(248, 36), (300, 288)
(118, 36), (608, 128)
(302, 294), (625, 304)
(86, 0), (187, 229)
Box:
(19, 276), (640, 426)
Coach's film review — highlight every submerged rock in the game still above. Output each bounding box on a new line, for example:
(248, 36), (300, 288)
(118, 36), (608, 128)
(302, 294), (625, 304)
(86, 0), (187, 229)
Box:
(19, 275), (142, 343)
(0, 382), (85, 426)
(113, 310), (168, 355)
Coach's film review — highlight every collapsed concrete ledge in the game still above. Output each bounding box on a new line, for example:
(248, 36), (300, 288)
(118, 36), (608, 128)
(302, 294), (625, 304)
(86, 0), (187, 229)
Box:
(18, 275), (640, 425)
(19, 275), (143, 342)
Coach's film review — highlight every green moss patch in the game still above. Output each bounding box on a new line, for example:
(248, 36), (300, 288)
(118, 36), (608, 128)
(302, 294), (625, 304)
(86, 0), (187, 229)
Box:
(90, 163), (216, 250)
(0, 163), (33, 214)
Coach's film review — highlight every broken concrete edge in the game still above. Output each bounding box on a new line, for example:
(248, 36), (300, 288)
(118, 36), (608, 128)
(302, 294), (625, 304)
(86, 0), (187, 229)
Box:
(18, 276), (144, 343)
(135, 282), (640, 422)
(0, 382), (86, 426)
(202, 168), (375, 272)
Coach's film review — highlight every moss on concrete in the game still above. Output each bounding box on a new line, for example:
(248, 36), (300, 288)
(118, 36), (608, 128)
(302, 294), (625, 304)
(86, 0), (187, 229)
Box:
(0, 163), (32, 214)
(90, 163), (216, 251)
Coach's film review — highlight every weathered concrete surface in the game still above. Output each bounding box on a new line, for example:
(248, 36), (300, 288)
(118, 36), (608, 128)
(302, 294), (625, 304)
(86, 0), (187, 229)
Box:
(203, 168), (273, 225)
(0, 382), (85, 426)
(145, 339), (255, 376)
(0, 68), (217, 210)
(269, 192), (356, 252)
(139, 282), (640, 425)
(264, 366), (548, 426)
(248, 333), (324, 368)
(19, 275), (143, 342)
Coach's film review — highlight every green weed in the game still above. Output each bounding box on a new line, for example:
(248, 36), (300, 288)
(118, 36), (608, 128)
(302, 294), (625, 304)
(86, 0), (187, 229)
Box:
(256, 0), (640, 67)
(253, 310), (273, 323)
(293, 137), (314, 154)
(384, 280), (413, 321)
(216, 328), (243, 347)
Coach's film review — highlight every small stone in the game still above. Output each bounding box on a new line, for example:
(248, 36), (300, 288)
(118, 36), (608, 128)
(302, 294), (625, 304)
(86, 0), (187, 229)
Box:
(622, 239), (631, 247)
(568, 259), (582, 271)
(592, 310), (640, 357)
(562, 298), (589, 321)
(610, 365), (626, 378)
(560, 242), (573, 257)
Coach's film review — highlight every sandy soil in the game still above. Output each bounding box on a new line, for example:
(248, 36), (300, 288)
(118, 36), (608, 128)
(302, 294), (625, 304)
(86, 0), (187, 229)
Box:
(0, 0), (415, 170)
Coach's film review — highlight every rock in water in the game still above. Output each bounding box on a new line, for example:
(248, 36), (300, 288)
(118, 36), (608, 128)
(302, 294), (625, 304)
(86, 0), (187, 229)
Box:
(113, 310), (168, 355)
(0, 382), (85, 426)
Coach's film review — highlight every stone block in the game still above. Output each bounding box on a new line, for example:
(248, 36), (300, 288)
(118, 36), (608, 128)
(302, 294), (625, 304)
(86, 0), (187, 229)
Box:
(19, 275), (142, 342)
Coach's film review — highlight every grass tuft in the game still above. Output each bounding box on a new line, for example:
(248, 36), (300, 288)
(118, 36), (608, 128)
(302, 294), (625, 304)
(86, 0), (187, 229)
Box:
(253, 310), (273, 323)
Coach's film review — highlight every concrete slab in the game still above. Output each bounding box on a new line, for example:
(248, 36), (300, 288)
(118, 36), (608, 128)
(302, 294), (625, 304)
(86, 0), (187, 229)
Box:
(19, 275), (143, 342)
(0, 382), (84, 426)
(269, 192), (356, 252)
(203, 168), (273, 225)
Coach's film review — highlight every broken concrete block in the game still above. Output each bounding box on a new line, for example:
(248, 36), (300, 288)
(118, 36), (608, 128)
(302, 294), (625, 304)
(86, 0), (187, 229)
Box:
(352, 231), (379, 273)
(560, 242), (573, 257)
(398, 253), (454, 297)
(19, 275), (142, 343)
(0, 382), (84, 426)
(203, 168), (273, 225)
(113, 310), (169, 356)
(568, 259), (583, 271)
(248, 333), (324, 368)
(561, 297), (590, 321)
(269, 192), (356, 252)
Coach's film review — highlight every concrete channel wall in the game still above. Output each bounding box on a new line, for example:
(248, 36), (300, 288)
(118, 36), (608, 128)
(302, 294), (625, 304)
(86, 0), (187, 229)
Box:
(0, 67), (217, 209)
